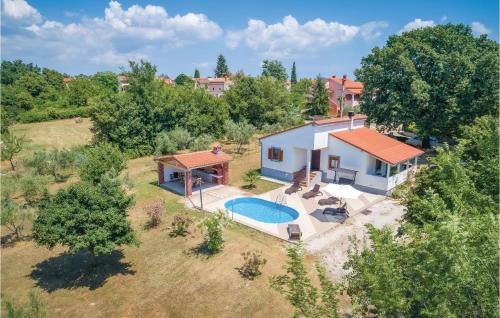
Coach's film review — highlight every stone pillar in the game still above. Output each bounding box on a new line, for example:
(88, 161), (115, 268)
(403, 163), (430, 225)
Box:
(185, 170), (193, 196)
(306, 150), (311, 186)
(222, 162), (229, 185)
(157, 162), (165, 184)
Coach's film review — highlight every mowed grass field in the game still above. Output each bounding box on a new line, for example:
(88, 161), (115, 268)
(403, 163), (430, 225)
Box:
(1, 118), (303, 318)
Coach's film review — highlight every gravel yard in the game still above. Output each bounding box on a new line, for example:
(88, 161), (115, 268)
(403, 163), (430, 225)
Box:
(304, 199), (406, 281)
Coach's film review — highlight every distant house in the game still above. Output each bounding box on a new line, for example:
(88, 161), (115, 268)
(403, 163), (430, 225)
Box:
(193, 77), (233, 97)
(259, 113), (423, 195)
(117, 75), (129, 92)
(63, 77), (75, 87)
(156, 76), (174, 86)
(326, 75), (364, 116)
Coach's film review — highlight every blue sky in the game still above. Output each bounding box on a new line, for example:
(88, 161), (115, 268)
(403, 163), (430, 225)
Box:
(1, 0), (498, 78)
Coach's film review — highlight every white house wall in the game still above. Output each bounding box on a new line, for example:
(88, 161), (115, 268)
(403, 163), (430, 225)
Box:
(313, 119), (365, 149)
(163, 166), (185, 182)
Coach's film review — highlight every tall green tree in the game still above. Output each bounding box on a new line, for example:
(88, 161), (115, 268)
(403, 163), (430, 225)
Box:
(1, 60), (41, 85)
(356, 24), (499, 146)
(1, 130), (25, 170)
(175, 73), (194, 86)
(290, 62), (297, 85)
(194, 69), (200, 78)
(261, 60), (288, 81)
(32, 175), (139, 258)
(307, 75), (329, 116)
(78, 143), (126, 185)
(214, 54), (230, 78)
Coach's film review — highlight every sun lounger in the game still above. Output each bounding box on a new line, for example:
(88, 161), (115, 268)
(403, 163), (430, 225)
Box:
(323, 202), (349, 216)
(285, 181), (302, 195)
(302, 184), (321, 199)
(318, 196), (340, 206)
(287, 224), (302, 240)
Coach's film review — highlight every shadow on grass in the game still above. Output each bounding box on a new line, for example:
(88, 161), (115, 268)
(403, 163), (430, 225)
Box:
(30, 250), (135, 292)
(241, 184), (257, 190)
(186, 242), (218, 259)
(0, 233), (31, 248)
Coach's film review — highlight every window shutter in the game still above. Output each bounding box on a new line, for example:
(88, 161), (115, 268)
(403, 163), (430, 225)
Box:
(268, 148), (273, 160)
(278, 149), (283, 161)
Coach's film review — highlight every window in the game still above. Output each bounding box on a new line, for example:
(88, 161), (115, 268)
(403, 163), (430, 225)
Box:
(328, 156), (340, 169)
(390, 165), (400, 176)
(400, 161), (408, 172)
(268, 147), (283, 161)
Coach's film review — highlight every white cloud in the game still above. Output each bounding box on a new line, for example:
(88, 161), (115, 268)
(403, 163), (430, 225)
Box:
(471, 22), (490, 36)
(226, 15), (387, 58)
(440, 16), (448, 22)
(2, 0), (222, 67)
(399, 18), (436, 34)
(2, 0), (41, 23)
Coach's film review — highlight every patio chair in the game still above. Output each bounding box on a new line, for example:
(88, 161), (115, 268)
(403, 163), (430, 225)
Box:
(302, 184), (321, 199)
(318, 196), (340, 206)
(287, 224), (302, 240)
(323, 202), (349, 216)
(285, 180), (302, 195)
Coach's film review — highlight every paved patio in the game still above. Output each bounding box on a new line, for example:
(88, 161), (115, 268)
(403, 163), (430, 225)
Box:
(200, 182), (385, 241)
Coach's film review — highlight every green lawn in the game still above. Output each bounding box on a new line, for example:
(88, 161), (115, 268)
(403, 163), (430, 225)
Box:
(1, 119), (300, 318)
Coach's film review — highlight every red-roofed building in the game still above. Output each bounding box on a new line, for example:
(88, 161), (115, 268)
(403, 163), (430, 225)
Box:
(326, 75), (364, 116)
(193, 77), (233, 97)
(154, 144), (232, 196)
(260, 113), (423, 195)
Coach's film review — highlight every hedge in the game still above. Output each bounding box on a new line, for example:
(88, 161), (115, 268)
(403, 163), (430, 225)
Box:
(17, 107), (91, 123)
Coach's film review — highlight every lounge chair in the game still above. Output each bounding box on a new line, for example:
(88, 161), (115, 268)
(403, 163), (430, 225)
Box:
(302, 184), (321, 199)
(287, 224), (302, 240)
(285, 180), (302, 195)
(318, 196), (340, 206)
(323, 202), (349, 216)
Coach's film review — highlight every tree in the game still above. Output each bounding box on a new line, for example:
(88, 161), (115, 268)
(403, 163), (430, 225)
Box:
(243, 169), (260, 188)
(154, 132), (178, 156)
(214, 54), (230, 78)
(356, 24), (499, 145)
(175, 73), (194, 86)
(66, 77), (97, 107)
(291, 78), (313, 111)
(32, 175), (139, 259)
(18, 173), (52, 206)
(190, 134), (214, 151)
(79, 143), (126, 184)
(290, 62), (297, 85)
(1, 199), (32, 240)
(93, 71), (119, 92)
(197, 210), (230, 254)
(194, 69), (200, 78)
(271, 243), (339, 318)
(23, 149), (77, 182)
(261, 60), (288, 81)
(1, 60), (41, 85)
(224, 120), (255, 153)
(1, 130), (25, 170)
(307, 75), (329, 116)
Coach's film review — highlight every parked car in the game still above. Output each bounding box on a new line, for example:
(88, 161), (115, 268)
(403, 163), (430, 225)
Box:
(406, 136), (438, 148)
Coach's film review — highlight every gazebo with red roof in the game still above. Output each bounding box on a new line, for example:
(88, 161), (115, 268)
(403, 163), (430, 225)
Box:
(154, 144), (232, 196)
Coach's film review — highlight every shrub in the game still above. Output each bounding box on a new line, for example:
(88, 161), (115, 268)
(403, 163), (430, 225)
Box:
(169, 127), (193, 150)
(239, 250), (267, 279)
(79, 143), (126, 184)
(243, 169), (260, 188)
(224, 120), (255, 153)
(23, 149), (77, 182)
(154, 132), (178, 156)
(190, 134), (214, 152)
(18, 173), (51, 206)
(1, 199), (32, 239)
(3, 289), (47, 318)
(170, 214), (194, 237)
(17, 107), (91, 123)
(144, 201), (164, 228)
(198, 210), (230, 254)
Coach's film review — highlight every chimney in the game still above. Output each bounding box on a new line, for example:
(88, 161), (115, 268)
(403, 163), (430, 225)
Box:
(212, 143), (222, 155)
(332, 75), (336, 78)
(348, 111), (355, 130)
(342, 74), (347, 86)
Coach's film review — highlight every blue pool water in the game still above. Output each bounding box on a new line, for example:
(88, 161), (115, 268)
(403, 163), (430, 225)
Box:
(224, 197), (299, 224)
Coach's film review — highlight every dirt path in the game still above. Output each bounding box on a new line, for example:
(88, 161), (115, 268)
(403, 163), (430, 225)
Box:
(304, 199), (405, 281)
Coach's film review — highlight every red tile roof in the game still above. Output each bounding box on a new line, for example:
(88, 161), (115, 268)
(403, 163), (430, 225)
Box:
(314, 114), (367, 126)
(330, 77), (364, 89)
(156, 150), (232, 170)
(330, 128), (424, 165)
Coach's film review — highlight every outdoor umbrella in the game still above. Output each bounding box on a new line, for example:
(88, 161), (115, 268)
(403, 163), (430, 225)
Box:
(322, 183), (363, 199)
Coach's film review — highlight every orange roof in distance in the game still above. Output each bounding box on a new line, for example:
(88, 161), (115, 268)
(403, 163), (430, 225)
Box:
(330, 127), (424, 165)
(156, 149), (232, 170)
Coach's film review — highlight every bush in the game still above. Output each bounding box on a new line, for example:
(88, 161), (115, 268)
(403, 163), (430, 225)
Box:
(144, 201), (164, 228)
(23, 149), (77, 182)
(154, 132), (178, 156)
(239, 250), (267, 279)
(190, 134), (214, 152)
(224, 120), (256, 153)
(18, 173), (51, 206)
(198, 210), (230, 254)
(169, 127), (193, 150)
(243, 169), (260, 188)
(79, 143), (126, 184)
(17, 107), (91, 123)
(1, 199), (32, 239)
(170, 214), (194, 237)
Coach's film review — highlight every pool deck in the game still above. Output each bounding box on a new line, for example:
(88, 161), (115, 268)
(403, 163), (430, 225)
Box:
(195, 183), (385, 241)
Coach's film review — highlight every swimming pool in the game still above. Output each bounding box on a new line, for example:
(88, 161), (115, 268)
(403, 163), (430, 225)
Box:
(224, 197), (299, 224)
